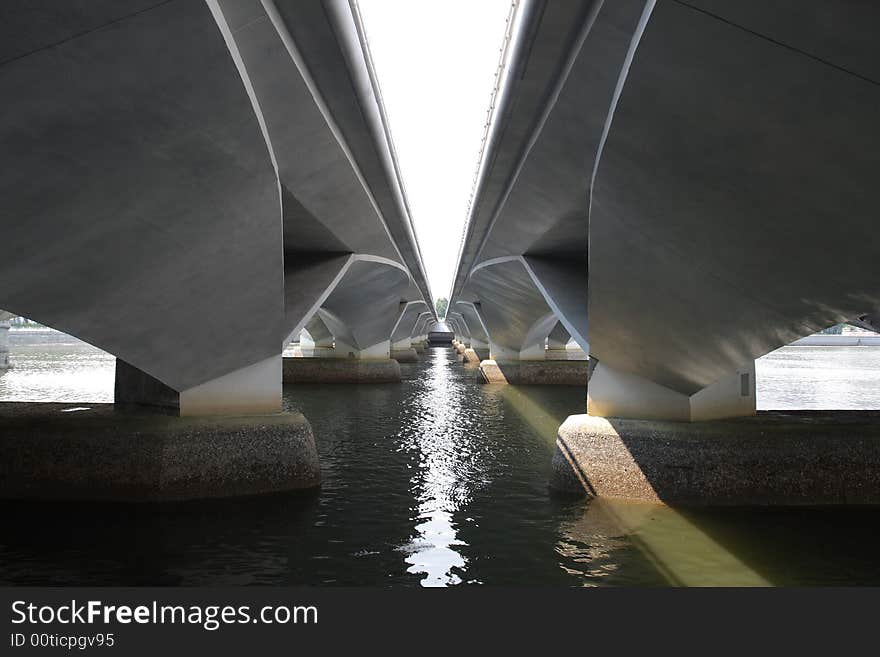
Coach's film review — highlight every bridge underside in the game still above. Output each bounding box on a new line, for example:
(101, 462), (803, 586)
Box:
(450, 0), (880, 421)
(588, 0), (880, 420)
(0, 1), (434, 417)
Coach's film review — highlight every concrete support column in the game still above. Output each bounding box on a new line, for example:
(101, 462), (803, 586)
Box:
(462, 337), (488, 365)
(547, 324), (569, 351)
(469, 338), (488, 351)
(545, 324), (588, 360)
(116, 355), (282, 416)
(299, 329), (334, 358)
(391, 337), (418, 363)
(587, 361), (756, 422)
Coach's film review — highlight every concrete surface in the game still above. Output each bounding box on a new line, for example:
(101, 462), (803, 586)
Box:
(448, 0), (880, 422)
(0, 2), (435, 414)
(282, 356), (400, 383)
(0, 403), (320, 501)
(552, 411), (880, 505)
(479, 359), (589, 385)
(463, 348), (483, 365)
(391, 348), (419, 363)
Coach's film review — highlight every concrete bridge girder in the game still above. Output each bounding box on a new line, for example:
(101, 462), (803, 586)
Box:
(0, 1), (286, 415)
(411, 312), (435, 343)
(450, 0), (649, 299)
(547, 322), (570, 350)
(450, 0), (880, 421)
(586, 0), (880, 420)
(302, 314), (334, 348)
(0, 2), (433, 415)
(312, 258), (412, 359)
(390, 300), (428, 350)
(464, 256), (587, 361)
(447, 313), (471, 344)
(452, 302), (490, 350)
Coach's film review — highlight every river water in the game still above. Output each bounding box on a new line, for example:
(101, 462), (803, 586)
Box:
(2, 332), (880, 586)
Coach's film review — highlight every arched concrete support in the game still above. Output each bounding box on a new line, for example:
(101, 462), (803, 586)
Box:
(298, 314), (335, 357)
(447, 317), (467, 343)
(316, 258), (410, 358)
(281, 253), (420, 358)
(0, 2), (287, 415)
(453, 302), (490, 352)
(208, 0), (432, 294)
(411, 311), (435, 345)
(303, 315), (334, 348)
(467, 258), (562, 361)
(390, 300), (427, 351)
(588, 0), (880, 408)
(447, 312), (472, 344)
(467, 255), (588, 356)
(521, 256), (588, 353)
(546, 322), (588, 360)
(519, 312), (560, 361)
(282, 257), (412, 381)
(547, 322), (570, 350)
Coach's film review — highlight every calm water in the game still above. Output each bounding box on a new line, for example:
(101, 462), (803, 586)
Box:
(3, 333), (880, 586)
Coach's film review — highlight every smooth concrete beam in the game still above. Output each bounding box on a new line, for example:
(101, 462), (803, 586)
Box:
(552, 412), (880, 506)
(479, 359), (590, 385)
(0, 403), (320, 501)
(282, 357), (400, 383)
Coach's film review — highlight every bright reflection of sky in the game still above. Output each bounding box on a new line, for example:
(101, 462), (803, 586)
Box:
(397, 348), (478, 586)
(358, 0), (513, 301)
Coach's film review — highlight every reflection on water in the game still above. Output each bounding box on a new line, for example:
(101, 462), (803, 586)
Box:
(397, 349), (471, 586)
(0, 330), (114, 402)
(757, 346), (880, 409)
(3, 334), (880, 586)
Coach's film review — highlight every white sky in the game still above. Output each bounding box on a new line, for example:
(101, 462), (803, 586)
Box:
(358, 0), (512, 302)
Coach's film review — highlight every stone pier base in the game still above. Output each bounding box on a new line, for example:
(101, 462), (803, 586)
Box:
(455, 343), (466, 354)
(479, 359), (589, 385)
(412, 342), (426, 353)
(391, 348), (419, 363)
(282, 357), (400, 383)
(463, 348), (482, 365)
(551, 411), (880, 505)
(0, 403), (320, 501)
